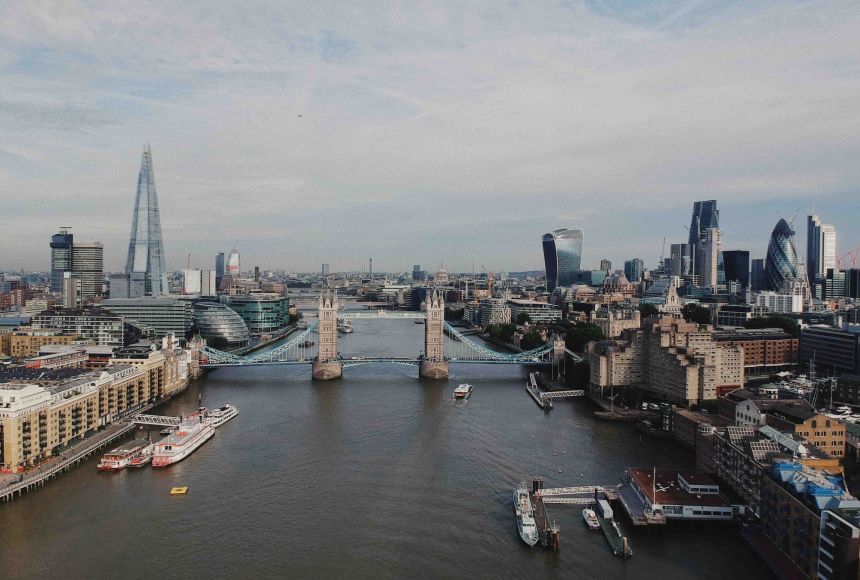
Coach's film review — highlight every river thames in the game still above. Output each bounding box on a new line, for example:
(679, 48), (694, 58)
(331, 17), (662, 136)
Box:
(1, 318), (769, 579)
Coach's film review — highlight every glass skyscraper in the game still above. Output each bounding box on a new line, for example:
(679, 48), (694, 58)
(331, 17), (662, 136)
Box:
(126, 144), (168, 295)
(722, 250), (750, 289)
(807, 213), (837, 284)
(765, 218), (798, 291)
(688, 200), (719, 282)
(50, 229), (74, 293)
(542, 228), (583, 292)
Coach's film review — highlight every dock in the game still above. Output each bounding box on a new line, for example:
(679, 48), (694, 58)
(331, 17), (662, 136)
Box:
(526, 373), (584, 410)
(525, 479), (632, 556)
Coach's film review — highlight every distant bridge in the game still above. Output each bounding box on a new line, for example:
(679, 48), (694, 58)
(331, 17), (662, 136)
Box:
(199, 292), (581, 379)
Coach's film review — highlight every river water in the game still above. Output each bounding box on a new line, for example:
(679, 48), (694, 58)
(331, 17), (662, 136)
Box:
(1, 317), (768, 579)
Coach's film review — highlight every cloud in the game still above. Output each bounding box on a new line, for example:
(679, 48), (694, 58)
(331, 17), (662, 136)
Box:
(0, 0), (858, 272)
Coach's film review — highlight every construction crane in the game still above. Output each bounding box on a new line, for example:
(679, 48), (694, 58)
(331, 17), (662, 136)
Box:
(481, 265), (494, 294)
(836, 245), (860, 269)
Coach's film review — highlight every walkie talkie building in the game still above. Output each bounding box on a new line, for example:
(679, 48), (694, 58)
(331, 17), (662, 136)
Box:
(126, 144), (168, 295)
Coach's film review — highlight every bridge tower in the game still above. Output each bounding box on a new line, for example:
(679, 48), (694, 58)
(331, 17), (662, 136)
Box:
(420, 290), (449, 379)
(312, 290), (343, 380)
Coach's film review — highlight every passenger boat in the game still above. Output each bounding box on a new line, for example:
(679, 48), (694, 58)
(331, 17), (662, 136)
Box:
(513, 485), (539, 547)
(128, 443), (155, 467)
(152, 411), (215, 467)
(208, 404), (239, 427)
(97, 438), (153, 471)
(453, 384), (473, 399)
(582, 508), (600, 530)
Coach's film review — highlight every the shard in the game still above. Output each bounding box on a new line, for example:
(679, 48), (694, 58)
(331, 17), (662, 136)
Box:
(126, 144), (168, 295)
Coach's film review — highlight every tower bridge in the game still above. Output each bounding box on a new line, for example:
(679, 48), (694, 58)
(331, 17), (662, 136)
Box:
(198, 291), (582, 380)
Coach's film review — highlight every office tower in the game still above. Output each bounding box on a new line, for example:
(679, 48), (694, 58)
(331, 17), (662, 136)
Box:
(62, 272), (81, 309)
(50, 228), (74, 292)
(688, 200), (719, 247)
(126, 144), (168, 295)
(254, 266), (260, 282)
(599, 259), (612, 272)
(624, 258), (644, 282)
(765, 219), (798, 292)
(183, 269), (202, 294)
(750, 259), (766, 292)
(322, 264), (330, 277)
(542, 228), (584, 292)
(700, 228), (721, 289)
(722, 250), (750, 289)
(227, 249), (240, 277)
(200, 270), (217, 296)
(109, 272), (145, 299)
(369, 258), (373, 280)
(71, 242), (103, 298)
(215, 253), (225, 280)
(670, 243), (693, 277)
(807, 213), (837, 284)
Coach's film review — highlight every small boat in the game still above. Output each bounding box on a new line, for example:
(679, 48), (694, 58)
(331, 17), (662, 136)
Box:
(170, 487), (188, 495)
(414, 320), (424, 324)
(582, 508), (600, 530)
(836, 405), (852, 415)
(208, 404), (239, 427)
(98, 438), (153, 471)
(160, 426), (176, 435)
(453, 384), (473, 399)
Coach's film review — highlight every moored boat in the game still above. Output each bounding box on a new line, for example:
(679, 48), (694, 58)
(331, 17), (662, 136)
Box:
(513, 485), (539, 547)
(582, 508), (600, 530)
(208, 404), (239, 427)
(98, 438), (153, 471)
(453, 384), (473, 399)
(128, 443), (155, 467)
(152, 411), (215, 467)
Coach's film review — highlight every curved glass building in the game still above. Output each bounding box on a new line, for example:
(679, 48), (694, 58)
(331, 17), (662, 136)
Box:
(193, 302), (250, 348)
(542, 228), (584, 292)
(765, 219), (798, 291)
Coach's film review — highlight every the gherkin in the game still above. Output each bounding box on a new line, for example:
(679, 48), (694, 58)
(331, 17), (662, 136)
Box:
(125, 144), (168, 295)
(765, 218), (797, 292)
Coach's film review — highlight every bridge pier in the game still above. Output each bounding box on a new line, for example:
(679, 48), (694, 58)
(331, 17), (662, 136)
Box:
(419, 360), (448, 380)
(312, 361), (343, 380)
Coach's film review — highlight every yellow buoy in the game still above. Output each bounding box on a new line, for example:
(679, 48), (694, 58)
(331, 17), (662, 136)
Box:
(170, 487), (188, 495)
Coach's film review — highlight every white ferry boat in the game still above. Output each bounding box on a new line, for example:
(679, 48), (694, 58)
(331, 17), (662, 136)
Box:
(513, 485), (539, 547)
(152, 412), (215, 467)
(582, 508), (600, 530)
(453, 384), (473, 399)
(98, 438), (153, 471)
(208, 404), (239, 427)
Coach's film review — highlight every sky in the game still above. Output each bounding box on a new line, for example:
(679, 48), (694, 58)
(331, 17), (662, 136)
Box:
(1, 1), (859, 274)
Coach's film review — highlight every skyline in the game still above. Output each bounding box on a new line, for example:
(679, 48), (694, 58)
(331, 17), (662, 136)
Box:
(1, 1), (859, 272)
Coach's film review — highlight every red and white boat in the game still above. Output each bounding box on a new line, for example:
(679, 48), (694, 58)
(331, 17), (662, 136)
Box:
(152, 411), (215, 467)
(453, 384), (473, 399)
(98, 438), (154, 471)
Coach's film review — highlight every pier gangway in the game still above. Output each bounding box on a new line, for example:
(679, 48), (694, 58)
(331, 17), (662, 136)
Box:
(130, 414), (183, 427)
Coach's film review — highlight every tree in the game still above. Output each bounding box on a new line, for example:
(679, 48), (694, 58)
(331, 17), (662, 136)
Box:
(562, 322), (604, 353)
(520, 331), (544, 350)
(486, 323), (517, 342)
(744, 316), (800, 337)
(516, 311), (531, 325)
(681, 303), (711, 325)
(639, 303), (659, 318)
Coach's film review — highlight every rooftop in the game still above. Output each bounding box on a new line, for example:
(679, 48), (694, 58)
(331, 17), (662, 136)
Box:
(627, 468), (731, 508)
